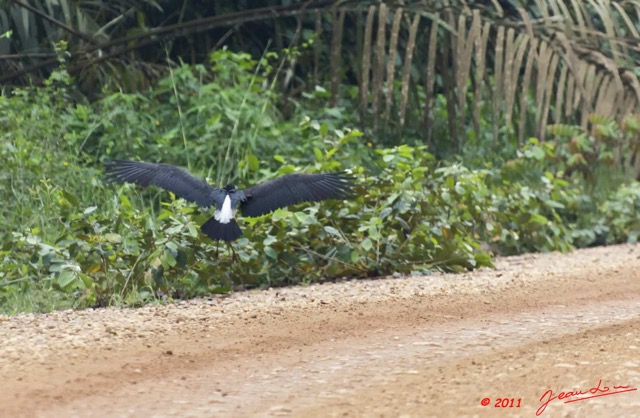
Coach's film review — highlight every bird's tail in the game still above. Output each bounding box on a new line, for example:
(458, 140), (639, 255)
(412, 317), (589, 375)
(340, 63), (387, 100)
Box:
(201, 217), (243, 242)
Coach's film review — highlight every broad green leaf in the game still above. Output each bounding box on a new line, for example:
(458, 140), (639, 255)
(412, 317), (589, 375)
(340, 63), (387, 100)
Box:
(83, 206), (97, 215)
(119, 194), (132, 209)
(313, 147), (323, 162)
(323, 226), (341, 236)
(166, 224), (183, 235)
(57, 271), (77, 291)
(529, 214), (548, 224)
(263, 235), (277, 246)
(264, 246), (277, 259)
(61, 189), (79, 206)
(86, 264), (101, 274)
(161, 250), (176, 268)
(247, 153), (260, 171)
(104, 233), (122, 244)
(78, 273), (93, 288)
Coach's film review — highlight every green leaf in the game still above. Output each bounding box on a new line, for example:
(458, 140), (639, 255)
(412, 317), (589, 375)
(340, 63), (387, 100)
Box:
(474, 252), (495, 268)
(160, 250), (176, 268)
(279, 164), (296, 174)
(323, 226), (341, 237)
(165, 224), (183, 235)
(361, 238), (373, 251)
(524, 146), (545, 161)
(295, 211), (316, 224)
(78, 273), (93, 288)
(104, 233), (122, 244)
(207, 113), (221, 126)
(157, 209), (172, 220)
(83, 206), (97, 215)
(247, 153), (260, 171)
(57, 271), (77, 291)
(61, 189), (79, 206)
(119, 194), (132, 209)
(529, 214), (548, 225)
(264, 246), (277, 259)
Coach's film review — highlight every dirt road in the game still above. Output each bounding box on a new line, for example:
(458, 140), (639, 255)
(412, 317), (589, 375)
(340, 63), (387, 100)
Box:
(1, 244), (640, 418)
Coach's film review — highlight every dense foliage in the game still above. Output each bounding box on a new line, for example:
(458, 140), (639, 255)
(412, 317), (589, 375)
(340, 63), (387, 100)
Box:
(3, 1), (640, 151)
(2, 51), (640, 314)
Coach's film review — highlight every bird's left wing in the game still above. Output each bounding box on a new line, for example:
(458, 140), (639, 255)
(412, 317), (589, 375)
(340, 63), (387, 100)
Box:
(240, 172), (355, 217)
(104, 160), (223, 208)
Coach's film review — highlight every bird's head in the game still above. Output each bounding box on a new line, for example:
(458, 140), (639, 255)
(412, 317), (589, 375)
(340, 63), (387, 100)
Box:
(224, 184), (237, 193)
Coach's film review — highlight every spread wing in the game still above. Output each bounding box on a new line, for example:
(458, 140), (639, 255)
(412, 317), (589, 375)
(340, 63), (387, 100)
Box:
(240, 172), (355, 217)
(104, 160), (224, 208)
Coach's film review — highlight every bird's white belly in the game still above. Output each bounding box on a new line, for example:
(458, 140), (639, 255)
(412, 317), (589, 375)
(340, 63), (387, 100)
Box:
(214, 195), (234, 224)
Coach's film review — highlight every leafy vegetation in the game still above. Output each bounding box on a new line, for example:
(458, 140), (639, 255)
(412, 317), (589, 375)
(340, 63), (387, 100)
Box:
(2, 39), (640, 313)
(3, 1), (640, 153)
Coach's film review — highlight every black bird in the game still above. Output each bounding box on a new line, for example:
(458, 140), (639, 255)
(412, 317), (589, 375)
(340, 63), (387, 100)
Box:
(104, 160), (355, 243)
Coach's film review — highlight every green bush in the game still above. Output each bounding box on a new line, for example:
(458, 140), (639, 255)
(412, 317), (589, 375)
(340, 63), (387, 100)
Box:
(1, 138), (497, 311)
(2, 49), (640, 314)
(599, 182), (640, 244)
(487, 139), (578, 254)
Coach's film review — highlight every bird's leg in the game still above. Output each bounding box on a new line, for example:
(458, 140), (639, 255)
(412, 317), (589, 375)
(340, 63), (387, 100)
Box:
(227, 242), (238, 262)
(215, 241), (219, 259)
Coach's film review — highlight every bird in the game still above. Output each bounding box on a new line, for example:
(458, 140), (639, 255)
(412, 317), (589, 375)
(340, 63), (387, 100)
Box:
(104, 159), (355, 243)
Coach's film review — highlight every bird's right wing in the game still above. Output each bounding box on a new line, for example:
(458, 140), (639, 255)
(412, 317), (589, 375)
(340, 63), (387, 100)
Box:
(104, 160), (223, 208)
(240, 172), (355, 217)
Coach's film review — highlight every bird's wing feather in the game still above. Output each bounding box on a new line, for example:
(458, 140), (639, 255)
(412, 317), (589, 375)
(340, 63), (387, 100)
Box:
(104, 160), (223, 208)
(240, 172), (355, 217)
